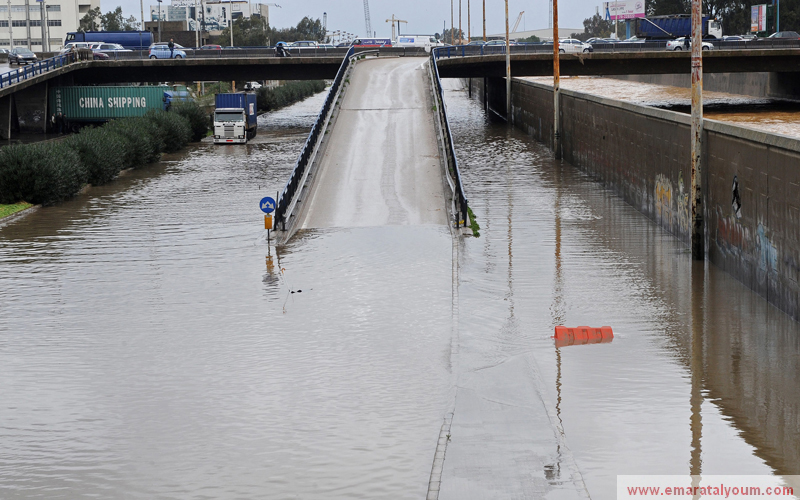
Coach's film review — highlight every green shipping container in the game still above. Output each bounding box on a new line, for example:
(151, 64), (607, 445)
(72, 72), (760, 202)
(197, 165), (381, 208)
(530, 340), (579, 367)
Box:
(50, 86), (171, 122)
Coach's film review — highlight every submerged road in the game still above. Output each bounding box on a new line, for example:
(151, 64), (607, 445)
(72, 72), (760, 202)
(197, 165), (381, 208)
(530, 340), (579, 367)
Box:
(0, 68), (798, 499)
(297, 56), (448, 229)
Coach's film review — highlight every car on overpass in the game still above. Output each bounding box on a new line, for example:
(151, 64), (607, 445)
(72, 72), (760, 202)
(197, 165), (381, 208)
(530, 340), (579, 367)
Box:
(666, 37), (714, 50)
(149, 43), (187, 59)
(8, 47), (38, 65)
(90, 43), (132, 54)
(559, 38), (593, 53)
(766, 31), (800, 39)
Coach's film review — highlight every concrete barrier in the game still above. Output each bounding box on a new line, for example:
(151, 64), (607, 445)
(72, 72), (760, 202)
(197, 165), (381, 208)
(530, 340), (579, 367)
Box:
(471, 76), (800, 320)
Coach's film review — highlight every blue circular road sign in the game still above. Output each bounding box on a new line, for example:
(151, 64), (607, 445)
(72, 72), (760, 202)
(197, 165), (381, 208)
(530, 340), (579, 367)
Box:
(259, 196), (276, 214)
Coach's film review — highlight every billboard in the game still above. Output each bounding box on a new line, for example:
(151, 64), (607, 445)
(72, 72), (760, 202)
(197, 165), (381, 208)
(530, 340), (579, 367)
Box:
(751, 4), (767, 32)
(603, 0), (645, 20)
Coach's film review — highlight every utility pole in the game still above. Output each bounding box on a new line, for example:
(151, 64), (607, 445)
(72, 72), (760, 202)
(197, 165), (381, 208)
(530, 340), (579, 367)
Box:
(24, 0), (31, 49)
(467, 0), (470, 42)
(7, 0), (13, 48)
(39, 0), (46, 51)
(690, 0), (704, 258)
(157, 0), (162, 42)
(140, 0), (144, 32)
(482, 0), (485, 41)
(194, 0), (199, 47)
(505, 0), (510, 115)
(450, 0), (453, 45)
(458, 0), (461, 44)
(553, 0), (561, 158)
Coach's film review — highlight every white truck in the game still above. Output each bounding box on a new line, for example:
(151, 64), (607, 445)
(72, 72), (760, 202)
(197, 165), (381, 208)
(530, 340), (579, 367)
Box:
(213, 93), (258, 144)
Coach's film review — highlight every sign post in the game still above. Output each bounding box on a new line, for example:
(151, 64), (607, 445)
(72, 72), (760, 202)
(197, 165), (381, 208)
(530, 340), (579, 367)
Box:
(260, 196), (276, 242)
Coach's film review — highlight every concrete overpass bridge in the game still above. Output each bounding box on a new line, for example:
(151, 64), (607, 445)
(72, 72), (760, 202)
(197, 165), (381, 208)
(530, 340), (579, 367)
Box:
(434, 48), (800, 78)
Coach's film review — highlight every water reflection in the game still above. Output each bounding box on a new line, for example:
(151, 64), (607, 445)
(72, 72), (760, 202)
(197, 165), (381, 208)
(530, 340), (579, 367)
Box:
(446, 80), (799, 499)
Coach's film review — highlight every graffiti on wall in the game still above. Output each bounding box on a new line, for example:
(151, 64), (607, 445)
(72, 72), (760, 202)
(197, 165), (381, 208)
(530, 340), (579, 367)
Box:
(714, 175), (778, 275)
(654, 173), (690, 236)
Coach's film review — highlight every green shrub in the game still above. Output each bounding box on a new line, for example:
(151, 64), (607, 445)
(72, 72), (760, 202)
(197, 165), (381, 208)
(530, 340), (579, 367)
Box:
(256, 80), (326, 112)
(104, 116), (163, 168)
(65, 126), (127, 185)
(171, 100), (209, 142)
(146, 109), (192, 152)
(0, 141), (86, 205)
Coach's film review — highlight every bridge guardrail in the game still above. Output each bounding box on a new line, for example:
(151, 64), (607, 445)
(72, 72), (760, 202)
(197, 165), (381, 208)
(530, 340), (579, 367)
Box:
(0, 53), (69, 89)
(432, 38), (800, 58)
(274, 46), (355, 231)
(66, 46), (427, 61)
(430, 50), (470, 229)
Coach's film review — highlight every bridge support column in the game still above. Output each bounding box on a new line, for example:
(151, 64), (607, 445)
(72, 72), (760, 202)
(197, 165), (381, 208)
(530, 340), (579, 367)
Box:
(13, 81), (49, 134)
(0, 94), (19, 140)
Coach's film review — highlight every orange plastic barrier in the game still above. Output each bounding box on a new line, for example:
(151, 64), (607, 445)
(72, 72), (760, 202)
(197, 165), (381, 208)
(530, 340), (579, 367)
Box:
(554, 326), (613, 348)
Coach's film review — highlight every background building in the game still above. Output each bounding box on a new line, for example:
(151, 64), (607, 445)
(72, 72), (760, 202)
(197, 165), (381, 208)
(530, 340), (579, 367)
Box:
(0, 0), (100, 50)
(149, 0), (269, 34)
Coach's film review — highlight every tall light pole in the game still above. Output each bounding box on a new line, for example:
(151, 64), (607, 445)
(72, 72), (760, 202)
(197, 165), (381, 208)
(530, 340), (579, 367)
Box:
(690, 0), (704, 258)
(505, 0), (510, 115)
(157, 0), (162, 42)
(6, 0), (12, 48)
(553, 0), (561, 158)
(458, 0), (461, 44)
(140, 0), (144, 33)
(467, 0), (470, 42)
(450, 0), (453, 45)
(482, 0), (486, 41)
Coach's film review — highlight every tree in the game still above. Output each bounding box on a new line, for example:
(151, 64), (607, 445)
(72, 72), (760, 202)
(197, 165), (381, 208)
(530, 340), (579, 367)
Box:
(517, 34), (541, 42)
(123, 15), (139, 31)
(582, 13), (613, 38)
(442, 28), (464, 44)
(79, 7), (101, 32)
(219, 15), (268, 46)
(101, 7), (124, 31)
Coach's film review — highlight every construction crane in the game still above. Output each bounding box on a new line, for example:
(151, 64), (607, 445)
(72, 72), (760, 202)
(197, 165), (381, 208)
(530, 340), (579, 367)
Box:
(385, 14), (407, 41)
(363, 0), (373, 37)
(512, 11), (524, 33)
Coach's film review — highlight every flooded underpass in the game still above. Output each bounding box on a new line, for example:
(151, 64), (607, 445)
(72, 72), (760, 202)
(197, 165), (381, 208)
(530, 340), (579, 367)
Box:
(0, 76), (799, 499)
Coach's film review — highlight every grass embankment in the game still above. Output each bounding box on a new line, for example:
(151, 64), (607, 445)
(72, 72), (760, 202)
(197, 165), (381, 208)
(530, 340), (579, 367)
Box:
(0, 202), (33, 219)
(197, 81), (327, 111)
(0, 101), (208, 213)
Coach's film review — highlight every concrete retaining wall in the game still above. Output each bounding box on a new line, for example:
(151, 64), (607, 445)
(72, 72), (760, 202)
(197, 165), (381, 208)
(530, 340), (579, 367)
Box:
(470, 76), (800, 320)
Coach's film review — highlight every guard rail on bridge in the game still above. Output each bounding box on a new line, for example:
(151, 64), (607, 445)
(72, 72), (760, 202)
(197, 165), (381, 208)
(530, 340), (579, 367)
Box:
(274, 46), (355, 231)
(430, 52), (470, 229)
(0, 53), (69, 89)
(58, 46), (428, 61)
(433, 38), (800, 58)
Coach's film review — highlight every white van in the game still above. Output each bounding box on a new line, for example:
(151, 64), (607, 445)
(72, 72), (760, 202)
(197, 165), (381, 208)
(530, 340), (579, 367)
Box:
(394, 35), (444, 52)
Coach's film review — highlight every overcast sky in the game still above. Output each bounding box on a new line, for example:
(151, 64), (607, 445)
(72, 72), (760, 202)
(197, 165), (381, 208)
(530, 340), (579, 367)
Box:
(104, 0), (593, 38)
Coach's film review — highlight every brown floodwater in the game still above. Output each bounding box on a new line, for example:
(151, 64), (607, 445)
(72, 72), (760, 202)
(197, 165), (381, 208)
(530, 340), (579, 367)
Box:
(0, 77), (798, 500)
(524, 76), (800, 139)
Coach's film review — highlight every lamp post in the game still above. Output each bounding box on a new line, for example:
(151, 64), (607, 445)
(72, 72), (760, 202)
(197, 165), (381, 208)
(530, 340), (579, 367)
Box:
(157, 0), (162, 42)
(482, 0), (486, 41)
(690, 0), (704, 258)
(553, 0), (561, 158)
(505, 0), (510, 115)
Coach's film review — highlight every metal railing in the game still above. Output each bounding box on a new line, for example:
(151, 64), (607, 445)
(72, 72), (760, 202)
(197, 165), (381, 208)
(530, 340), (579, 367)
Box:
(63, 46), (427, 61)
(432, 38), (800, 58)
(274, 46), (355, 231)
(430, 50), (469, 229)
(0, 53), (69, 89)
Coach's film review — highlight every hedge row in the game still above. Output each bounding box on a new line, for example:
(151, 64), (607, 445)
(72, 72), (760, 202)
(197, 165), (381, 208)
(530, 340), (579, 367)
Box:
(256, 80), (326, 112)
(0, 102), (207, 206)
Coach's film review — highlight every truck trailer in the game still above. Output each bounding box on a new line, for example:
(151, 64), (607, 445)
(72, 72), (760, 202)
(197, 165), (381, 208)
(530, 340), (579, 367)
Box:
(64, 31), (154, 50)
(213, 93), (258, 144)
(49, 86), (174, 132)
(633, 15), (722, 39)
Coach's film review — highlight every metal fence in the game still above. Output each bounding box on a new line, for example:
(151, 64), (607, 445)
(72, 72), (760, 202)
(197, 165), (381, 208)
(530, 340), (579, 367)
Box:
(432, 38), (800, 58)
(274, 46), (355, 231)
(0, 53), (69, 89)
(430, 50), (470, 229)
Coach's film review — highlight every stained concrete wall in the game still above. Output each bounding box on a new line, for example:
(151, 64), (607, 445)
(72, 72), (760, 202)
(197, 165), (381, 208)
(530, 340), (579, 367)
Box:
(470, 76), (800, 320)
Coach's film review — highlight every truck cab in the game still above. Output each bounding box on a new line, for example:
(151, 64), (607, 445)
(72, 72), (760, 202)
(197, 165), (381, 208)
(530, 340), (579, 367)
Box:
(214, 108), (248, 144)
